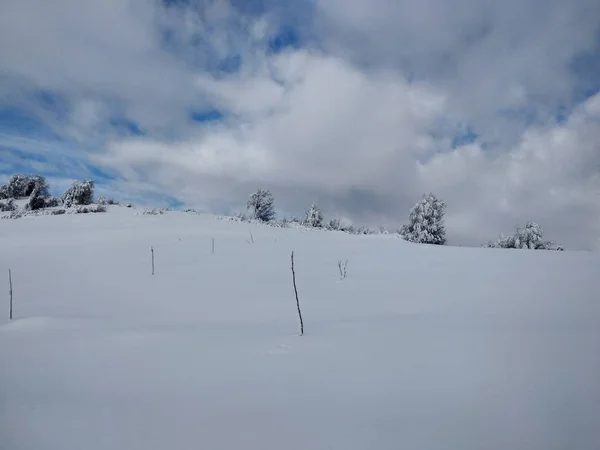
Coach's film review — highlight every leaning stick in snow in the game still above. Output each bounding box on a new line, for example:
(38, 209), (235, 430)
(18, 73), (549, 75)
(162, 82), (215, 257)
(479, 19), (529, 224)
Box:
(8, 269), (13, 320)
(338, 259), (348, 280)
(291, 251), (304, 335)
(212, 238), (215, 255)
(150, 246), (155, 275)
(249, 231), (254, 244)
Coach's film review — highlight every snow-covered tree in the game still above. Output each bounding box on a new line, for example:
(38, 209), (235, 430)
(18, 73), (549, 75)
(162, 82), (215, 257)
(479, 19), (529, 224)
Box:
(487, 222), (558, 250)
(326, 218), (341, 231)
(61, 180), (95, 207)
(304, 203), (324, 228)
(247, 188), (275, 222)
(26, 187), (46, 211)
(0, 174), (49, 199)
(399, 193), (447, 245)
(25, 187), (61, 211)
(0, 198), (16, 212)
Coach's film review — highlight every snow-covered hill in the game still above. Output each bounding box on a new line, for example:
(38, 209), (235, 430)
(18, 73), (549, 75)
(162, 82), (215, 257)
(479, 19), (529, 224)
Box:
(1, 206), (599, 450)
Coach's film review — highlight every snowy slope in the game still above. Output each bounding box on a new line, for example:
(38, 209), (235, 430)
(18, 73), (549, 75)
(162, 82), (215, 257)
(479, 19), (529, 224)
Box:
(1, 206), (599, 450)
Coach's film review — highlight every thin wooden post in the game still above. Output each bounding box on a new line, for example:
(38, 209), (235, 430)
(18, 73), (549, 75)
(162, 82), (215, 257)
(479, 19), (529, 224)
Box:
(150, 246), (155, 275)
(9, 269), (13, 320)
(212, 238), (215, 255)
(291, 251), (304, 336)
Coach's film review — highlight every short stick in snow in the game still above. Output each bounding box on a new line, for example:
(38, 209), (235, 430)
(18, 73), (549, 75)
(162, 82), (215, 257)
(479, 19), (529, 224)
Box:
(291, 251), (304, 336)
(8, 269), (13, 320)
(212, 238), (215, 255)
(246, 231), (254, 244)
(150, 246), (155, 275)
(338, 259), (348, 280)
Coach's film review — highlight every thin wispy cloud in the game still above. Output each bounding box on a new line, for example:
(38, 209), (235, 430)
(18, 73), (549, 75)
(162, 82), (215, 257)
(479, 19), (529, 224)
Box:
(0, 0), (599, 248)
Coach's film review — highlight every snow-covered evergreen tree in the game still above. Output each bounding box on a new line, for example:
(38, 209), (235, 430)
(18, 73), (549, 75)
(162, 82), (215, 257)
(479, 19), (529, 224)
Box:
(487, 222), (557, 250)
(399, 193), (447, 245)
(0, 174), (49, 199)
(304, 203), (323, 228)
(247, 189), (275, 222)
(61, 180), (95, 207)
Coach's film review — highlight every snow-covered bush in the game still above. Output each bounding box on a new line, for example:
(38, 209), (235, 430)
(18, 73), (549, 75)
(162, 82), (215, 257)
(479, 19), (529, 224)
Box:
(140, 209), (164, 215)
(0, 174), (49, 199)
(304, 203), (323, 228)
(97, 197), (118, 205)
(44, 196), (61, 208)
(399, 193), (447, 245)
(486, 222), (559, 250)
(61, 180), (94, 207)
(0, 198), (16, 212)
(340, 224), (355, 234)
(26, 187), (46, 211)
(3, 210), (23, 219)
(69, 205), (106, 214)
(26, 188), (60, 211)
(356, 226), (375, 235)
(247, 189), (275, 222)
(326, 218), (341, 231)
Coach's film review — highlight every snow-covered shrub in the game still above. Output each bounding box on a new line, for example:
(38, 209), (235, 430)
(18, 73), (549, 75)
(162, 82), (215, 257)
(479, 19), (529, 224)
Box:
(0, 198), (16, 212)
(0, 174), (49, 199)
(399, 193), (447, 245)
(340, 224), (355, 234)
(304, 203), (324, 228)
(247, 189), (275, 222)
(4, 210), (23, 219)
(487, 222), (558, 250)
(43, 196), (61, 208)
(97, 197), (118, 205)
(140, 209), (164, 215)
(326, 218), (341, 231)
(26, 187), (46, 211)
(515, 222), (548, 249)
(61, 180), (94, 207)
(69, 205), (106, 214)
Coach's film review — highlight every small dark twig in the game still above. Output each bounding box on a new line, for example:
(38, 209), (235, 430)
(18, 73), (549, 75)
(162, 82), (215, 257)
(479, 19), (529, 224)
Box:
(291, 251), (304, 336)
(150, 246), (155, 275)
(8, 269), (13, 320)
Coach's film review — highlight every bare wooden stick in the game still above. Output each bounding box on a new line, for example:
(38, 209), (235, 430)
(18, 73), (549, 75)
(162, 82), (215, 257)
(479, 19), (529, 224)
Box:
(150, 246), (155, 275)
(212, 238), (215, 255)
(249, 231), (254, 244)
(338, 259), (348, 280)
(291, 251), (304, 336)
(8, 269), (13, 320)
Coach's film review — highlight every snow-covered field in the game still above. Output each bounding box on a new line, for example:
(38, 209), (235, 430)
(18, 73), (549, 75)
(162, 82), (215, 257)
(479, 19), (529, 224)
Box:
(1, 206), (599, 450)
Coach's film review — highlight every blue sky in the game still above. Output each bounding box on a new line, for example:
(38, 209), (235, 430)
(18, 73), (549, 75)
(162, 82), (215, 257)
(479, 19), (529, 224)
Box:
(1, 0), (599, 249)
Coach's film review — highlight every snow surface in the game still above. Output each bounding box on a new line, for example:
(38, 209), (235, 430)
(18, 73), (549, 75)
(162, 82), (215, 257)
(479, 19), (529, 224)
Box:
(1, 206), (599, 450)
